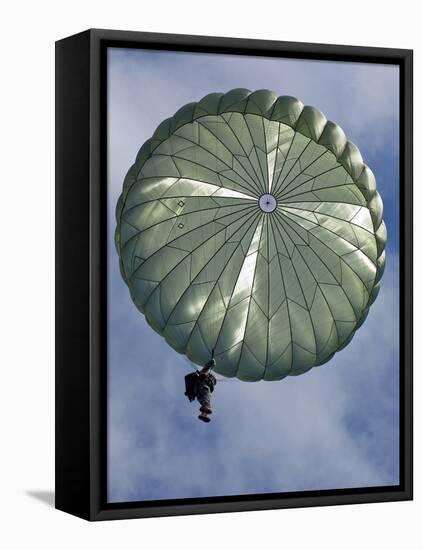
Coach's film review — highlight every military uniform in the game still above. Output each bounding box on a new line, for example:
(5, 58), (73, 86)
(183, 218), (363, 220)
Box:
(196, 371), (217, 413)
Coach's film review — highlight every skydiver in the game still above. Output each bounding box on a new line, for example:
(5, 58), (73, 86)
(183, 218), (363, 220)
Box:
(184, 359), (217, 423)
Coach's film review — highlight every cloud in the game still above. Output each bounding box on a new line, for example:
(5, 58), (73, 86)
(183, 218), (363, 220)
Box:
(107, 250), (399, 502)
(107, 48), (400, 502)
(107, 48), (398, 183)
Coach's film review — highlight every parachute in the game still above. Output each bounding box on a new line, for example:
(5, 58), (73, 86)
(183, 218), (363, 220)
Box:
(115, 89), (386, 382)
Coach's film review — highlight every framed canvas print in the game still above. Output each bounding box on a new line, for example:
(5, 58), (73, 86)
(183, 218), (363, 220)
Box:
(55, 29), (413, 521)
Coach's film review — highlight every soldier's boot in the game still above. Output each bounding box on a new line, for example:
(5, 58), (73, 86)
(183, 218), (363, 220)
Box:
(198, 413), (211, 423)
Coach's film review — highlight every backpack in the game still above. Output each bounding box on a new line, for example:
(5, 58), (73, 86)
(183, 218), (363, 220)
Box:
(184, 372), (199, 402)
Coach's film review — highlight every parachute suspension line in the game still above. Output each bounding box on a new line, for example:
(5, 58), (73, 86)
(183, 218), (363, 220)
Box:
(210, 348), (215, 371)
(213, 375), (237, 383)
(202, 347), (234, 381)
(209, 350), (237, 382)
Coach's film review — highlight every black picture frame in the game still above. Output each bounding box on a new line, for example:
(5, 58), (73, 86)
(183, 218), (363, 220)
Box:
(55, 28), (413, 521)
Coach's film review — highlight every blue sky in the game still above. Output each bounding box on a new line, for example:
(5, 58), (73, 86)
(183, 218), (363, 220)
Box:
(107, 47), (399, 502)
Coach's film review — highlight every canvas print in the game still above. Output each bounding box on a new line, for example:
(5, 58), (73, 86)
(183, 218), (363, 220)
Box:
(107, 48), (399, 503)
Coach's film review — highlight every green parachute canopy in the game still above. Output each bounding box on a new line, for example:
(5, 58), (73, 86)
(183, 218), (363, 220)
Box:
(115, 89), (386, 381)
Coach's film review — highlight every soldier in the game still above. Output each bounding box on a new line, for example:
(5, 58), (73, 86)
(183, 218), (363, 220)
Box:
(184, 359), (217, 423)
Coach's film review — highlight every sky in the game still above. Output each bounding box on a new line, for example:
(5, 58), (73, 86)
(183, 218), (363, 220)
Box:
(107, 47), (400, 503)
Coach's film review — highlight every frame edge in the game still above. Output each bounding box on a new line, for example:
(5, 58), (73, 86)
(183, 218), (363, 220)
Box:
(55, 29), (92, 521)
